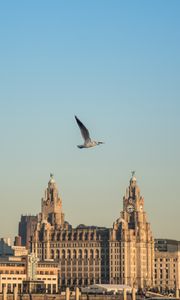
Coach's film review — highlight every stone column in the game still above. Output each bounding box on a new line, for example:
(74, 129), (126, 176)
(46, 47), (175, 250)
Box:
(3, 286), (7, 300)
(75, 287), (80, 300)
(51, 284), (53, 294)
(176, 288), (179, 298)
(123, 288), (127, 300)
(66, 287), (70, 300)
(13, 286), (18, 300)
(132, 287), (136, 300)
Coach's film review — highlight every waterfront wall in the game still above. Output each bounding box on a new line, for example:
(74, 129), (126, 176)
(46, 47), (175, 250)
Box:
(0, 294), (132, 300)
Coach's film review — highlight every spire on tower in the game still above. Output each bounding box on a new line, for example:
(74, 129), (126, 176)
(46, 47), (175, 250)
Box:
(48, 173), (56, 186)
(131, 170), (135, 177)
(130, 170), (137, 185)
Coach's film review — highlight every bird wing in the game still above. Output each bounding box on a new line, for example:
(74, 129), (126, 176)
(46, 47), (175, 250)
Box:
(75, 116), (91, 142)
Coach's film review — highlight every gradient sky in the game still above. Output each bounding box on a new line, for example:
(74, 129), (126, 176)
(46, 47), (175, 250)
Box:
(0, 1), (179, 242)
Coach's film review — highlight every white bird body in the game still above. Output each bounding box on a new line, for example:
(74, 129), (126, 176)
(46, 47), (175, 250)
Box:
(75, 116), (104, 149)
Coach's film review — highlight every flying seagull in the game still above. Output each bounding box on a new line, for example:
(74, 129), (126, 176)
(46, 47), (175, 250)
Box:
(75, 115), (104, 149)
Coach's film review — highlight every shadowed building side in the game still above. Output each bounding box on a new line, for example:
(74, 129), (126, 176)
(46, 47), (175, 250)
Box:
(18, 215), (38, 249)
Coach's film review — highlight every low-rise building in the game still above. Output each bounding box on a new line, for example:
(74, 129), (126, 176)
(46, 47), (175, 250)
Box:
(0, 255), (58, 293)
(154, 239), (180, 293)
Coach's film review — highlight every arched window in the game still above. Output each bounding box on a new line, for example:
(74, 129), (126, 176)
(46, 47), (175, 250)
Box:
(95, 249), (99, 259)
(79, 232), (83, 241)
(90, 249), (93, 259)
(56, 249), (60, 259)
(67, 249), (71, 259)
(51, 249), (54, 259)
(78, 249), (82, 259)
(84, 249), (88, 259)
(73, 249), (77, 259)
(62, 249), (65, 259)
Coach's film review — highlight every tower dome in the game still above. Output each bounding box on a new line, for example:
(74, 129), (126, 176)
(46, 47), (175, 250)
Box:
(49, 173), (55, 184)
(130, 171), (137, 185)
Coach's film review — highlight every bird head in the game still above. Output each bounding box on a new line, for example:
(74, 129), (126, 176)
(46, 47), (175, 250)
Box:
(97, 141), (104, 145)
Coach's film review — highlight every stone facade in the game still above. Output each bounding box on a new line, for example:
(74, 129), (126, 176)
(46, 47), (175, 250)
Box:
(154, 239), (180, 292)
(30, 174), (154, 289)
(109, 175), (154, 288)
(31, 175), (109, 286)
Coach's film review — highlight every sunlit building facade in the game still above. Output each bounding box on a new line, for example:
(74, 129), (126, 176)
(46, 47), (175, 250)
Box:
(31, 174), (154, 289)
(154, 239), (180, 292)
(0, 255), (58, 293)
(109, 175), (154, 288)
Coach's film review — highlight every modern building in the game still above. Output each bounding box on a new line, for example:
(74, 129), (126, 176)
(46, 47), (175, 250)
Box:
(31, 173), (154, 289)
(154, 239), (180, 293)
(0, 239), (13, 257)
(0, 238), (28, 258)
(0, 254), (58, 293)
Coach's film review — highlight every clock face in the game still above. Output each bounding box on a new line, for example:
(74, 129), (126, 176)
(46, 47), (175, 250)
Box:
(126, 204), (135, 214)
(128, 197), (133, 204)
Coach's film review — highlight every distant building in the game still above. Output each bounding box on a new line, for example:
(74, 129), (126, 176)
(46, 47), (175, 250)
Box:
(18, 215), (38, 249)
(0, 238), (28, 257)
(0, 238), (13, 256)
(154, 239), (180, 292)
(31, 173), (154, 289)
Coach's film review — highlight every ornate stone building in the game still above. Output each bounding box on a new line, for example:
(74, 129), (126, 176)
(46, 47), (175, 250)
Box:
(109, 174), (154, 288)
(31, 175), (109, 287)
(30, 173), (154, 289)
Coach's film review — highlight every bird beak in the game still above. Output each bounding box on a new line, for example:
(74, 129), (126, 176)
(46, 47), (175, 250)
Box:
(98, 142), (104, 145)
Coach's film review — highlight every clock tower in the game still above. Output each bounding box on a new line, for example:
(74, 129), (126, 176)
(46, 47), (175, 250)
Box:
(110, 173), (154, 289)
(123, 172), (145, 228)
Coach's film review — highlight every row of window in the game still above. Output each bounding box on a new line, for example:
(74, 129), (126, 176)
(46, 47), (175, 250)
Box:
(48, 242), (101, 247)
(49, 233), (100, 242)
(0, 271), (25, 275)
(155, 274), (176, 279)
(155, 258), (177, 262)
(1, 278), (23, 280)
(37, 271), (55, 275)
(155, 269), (176, 273)
(155, 264), (176, 269)
(155, 280), (176, 285)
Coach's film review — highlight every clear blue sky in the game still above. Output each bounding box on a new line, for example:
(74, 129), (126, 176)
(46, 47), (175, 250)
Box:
(0, 1), (179, 241)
